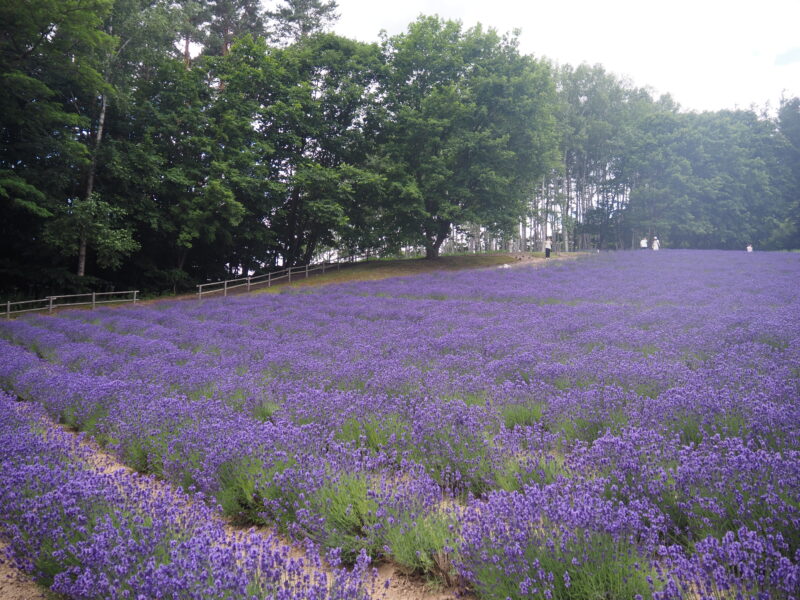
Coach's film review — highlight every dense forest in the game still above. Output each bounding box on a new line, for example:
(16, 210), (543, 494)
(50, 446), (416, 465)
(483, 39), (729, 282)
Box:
(2, 0), (799, 297)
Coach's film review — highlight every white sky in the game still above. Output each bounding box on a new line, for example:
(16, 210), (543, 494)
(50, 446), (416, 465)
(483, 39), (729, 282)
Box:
(331, 0), (800, 113)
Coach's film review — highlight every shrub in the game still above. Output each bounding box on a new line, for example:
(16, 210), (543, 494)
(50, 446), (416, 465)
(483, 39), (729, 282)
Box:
(384, 509), (459, 586)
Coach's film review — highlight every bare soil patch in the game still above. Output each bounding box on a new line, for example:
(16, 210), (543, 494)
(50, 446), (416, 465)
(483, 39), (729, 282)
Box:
(0, 542), (52, 600)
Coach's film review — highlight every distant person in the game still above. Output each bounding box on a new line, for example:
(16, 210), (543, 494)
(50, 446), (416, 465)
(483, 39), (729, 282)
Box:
(544, 237), (552, 259)
(746, 244), (753, 252)
(652, 236), (660, 251)
(640, 237), (648, 250)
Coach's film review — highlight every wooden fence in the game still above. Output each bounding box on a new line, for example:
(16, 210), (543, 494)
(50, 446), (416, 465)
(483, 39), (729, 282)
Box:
(2, 252), (372, 317)
(4, 290), (139, 318)
(196, 262), (340, 298)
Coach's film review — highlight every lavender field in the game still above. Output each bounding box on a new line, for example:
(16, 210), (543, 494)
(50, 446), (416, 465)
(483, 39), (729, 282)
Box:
(1, 250), (799, 599)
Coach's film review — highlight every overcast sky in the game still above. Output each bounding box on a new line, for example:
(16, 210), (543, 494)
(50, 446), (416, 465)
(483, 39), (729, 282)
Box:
(330, 0), (800, 113)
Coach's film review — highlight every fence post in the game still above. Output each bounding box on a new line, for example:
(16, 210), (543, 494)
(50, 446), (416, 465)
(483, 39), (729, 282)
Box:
(133, 290), (138, 305)
(48, 296), (54, 314)
(288, 268), (292, 283)
(92, 292), (96, 309)
(5, 301), (9, 319)
(247, 277), (251, 292)
(322, 262), (326, 274)
(224, 280), (228, 297)
(305, 264), (309, 278)
(268, 272), (271, 287)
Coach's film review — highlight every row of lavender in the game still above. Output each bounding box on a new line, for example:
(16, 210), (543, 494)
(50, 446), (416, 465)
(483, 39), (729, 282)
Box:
(1, 250), (799, 598)
(0, 392), (375, 599)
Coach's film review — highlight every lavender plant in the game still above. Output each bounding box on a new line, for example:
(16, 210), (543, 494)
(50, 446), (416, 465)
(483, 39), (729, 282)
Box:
(1, 250), (798, 597)
(0, 393), (376, 599)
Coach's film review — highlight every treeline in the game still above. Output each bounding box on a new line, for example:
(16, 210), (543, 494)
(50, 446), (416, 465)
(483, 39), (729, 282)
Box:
(2, 1), (798, 297)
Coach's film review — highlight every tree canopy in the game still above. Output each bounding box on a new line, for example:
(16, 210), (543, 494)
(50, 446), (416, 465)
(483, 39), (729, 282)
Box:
(1, 1), (797, 298)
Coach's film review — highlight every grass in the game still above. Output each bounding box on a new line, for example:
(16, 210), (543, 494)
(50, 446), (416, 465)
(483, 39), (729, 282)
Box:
(556, 410), (628, 444)
(256, 253), (538, 292)
(251, 400), (281, 422)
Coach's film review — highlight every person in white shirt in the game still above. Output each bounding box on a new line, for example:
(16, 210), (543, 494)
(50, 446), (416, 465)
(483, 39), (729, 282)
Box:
(652, 237), (660, 251)
(746, 244), (753, 252)
(544, 237), (552, 259)
(640, 237), (648, 250)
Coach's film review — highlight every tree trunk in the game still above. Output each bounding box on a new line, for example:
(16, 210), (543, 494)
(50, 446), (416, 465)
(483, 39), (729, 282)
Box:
(78, 93), (108, 277)
(77, 235), (88, 277)
(424, 219), (450, 259)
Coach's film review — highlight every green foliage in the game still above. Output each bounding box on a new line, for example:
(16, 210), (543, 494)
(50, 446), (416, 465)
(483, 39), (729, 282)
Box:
(266, 0), (340, 42)
(122, 433), (171, 476)
(473, 528), (656, 600)
(376, 16), (558, 258)
(335, 414), (410, 453)
(0, 0), (113, 289)
(624, 109), (791, 249)
(308, 473), (381, 563)
(43, 194), (140, 271)
(384, 510), (459, 585)
(252, 400), (281, 422)
(215, 457), (296, 525)
(556, 410), (628, 444)
(59, 404), (109, 439)
(500, 402), (544, 429)
(1, 0), (798, 296)
(495, 454), (567, 492)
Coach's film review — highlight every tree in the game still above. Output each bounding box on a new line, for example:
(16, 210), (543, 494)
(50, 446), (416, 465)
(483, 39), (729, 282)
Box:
(203, 0), (266, 55)
(622, 109), (790, 249)
(771, 97), (800, 248)
(73, 0), (184, 277)
(265, 0), (339, 43)
(136, 58), (245, 280)
(622, 111), (695, 246)
(0, 0), (115, 291)
(43, 193), (139, 271)
(377, 16), (557, 258)
(258, 34), (383, 266)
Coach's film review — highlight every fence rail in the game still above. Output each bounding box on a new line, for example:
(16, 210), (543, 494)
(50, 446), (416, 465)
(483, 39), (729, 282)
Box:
(4, 290), (139, 318)
(196, 262), (341, 298)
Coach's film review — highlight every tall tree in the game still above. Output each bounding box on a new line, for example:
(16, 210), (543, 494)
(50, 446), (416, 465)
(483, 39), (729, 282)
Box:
(203, 0), (266, 55)
(622, 109), (789, 249)
(0, 0), (114, 292)
(135, 57), (245, 284)
(771, 97), (800, 248)
(377, 16), (557, 258)
(70, 0), (179, 277)
(261, 34), (382, 266)
(265, 0), (339, 43)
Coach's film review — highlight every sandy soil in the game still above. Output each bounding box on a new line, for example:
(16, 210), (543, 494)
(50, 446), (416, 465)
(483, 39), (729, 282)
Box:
(377, 563), (468, 600)
(0, 542), (51, 600)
